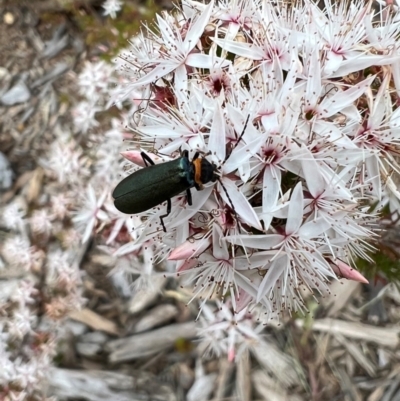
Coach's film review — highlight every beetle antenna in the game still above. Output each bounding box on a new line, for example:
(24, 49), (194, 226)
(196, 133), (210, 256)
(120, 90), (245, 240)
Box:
(216, 114), (250, 232)
(218, 180), (242, 233)
(223, 114), (251, 164)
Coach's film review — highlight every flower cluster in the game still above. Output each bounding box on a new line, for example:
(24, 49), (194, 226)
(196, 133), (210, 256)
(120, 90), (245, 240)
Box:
(198, 302), (298, 385)
(110, 0), (400, 321)
(0, 198), (83, 399)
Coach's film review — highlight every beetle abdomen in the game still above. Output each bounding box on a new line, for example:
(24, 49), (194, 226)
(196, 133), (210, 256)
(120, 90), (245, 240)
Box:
(113, 158), (194, 214)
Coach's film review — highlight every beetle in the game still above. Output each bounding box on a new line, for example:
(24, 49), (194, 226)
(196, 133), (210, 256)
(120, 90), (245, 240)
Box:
(112, 115), (250, 232)
(113, 151), (218, 231)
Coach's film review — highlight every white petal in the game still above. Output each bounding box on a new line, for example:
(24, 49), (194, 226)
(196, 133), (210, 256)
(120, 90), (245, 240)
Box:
(368, 74), (390, 128)
(114, 241), (142, 257)
(313, 122), (358, 149)
(261, 111), (279, 133)
(300, 147), (325, 198)
(87, 185), (96, 206)
(212, 38), (264, 60)
(183, 0), (214, 53)
(106, 218), (125, 244)
(237, 159), (251, 183)
(174, 64), (188, 94)
(323, 51), (343, 76)
(131, 63), (178, 88)
(140, 126), (183, 138)
(223, 136), (263, 175)
(226, 234), (283, 249)
(208, 103), (226, 163)
(257, 256), (286, 302)
(169, 186), (213, 229)
(186, 53), (230, 69)
(225, 104), (259, 142)
(262, 167), (281, 212)
(365, 155), (381, 200)
(319, 75), (375, 118)
(285, 182), (303, 235)
(156, 14), (178, 52)
(219, 179), (262, 230)
(280, 55), (300, 107)
(305, 48), (322, 107)
(234, 252), (273, 270)
(176, 212), (190, 240)
(233, 271), (258, 300)
(331, 55), (399, 78)
(81, 219), (95, 244)
(212, 223), (229, 260)
(298, 218), (331, 239)
(341, 104), (361, 123)
(258, 211), (273, 231)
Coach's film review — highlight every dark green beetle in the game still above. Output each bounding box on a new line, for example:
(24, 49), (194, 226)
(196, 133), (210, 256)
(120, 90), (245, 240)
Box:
(112, 150), (217, 231)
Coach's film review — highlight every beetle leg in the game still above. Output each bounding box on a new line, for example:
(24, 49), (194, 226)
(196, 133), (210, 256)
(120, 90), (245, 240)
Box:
(141, 152), (155, 167)
(159, 198), (172, 232)
(186, 188), (192, 206)
(192, 152), (200, 161)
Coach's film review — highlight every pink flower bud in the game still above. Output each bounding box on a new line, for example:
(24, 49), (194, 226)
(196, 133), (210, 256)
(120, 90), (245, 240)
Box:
(331, 260), (369, 284)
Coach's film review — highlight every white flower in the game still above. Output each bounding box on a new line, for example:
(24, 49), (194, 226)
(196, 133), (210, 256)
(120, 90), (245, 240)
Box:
(2, 236), (36, 270)
(94, 118), (125, 181)
(198, 301), (261, 361)
(120, 1), (230, 94)
(2, 201), (27, 233)
(40, 135), (89, 184)
(30, 209), (53, 236)
(8, 306), (36, 339)
(11, 280), (39, 307)
(102, 0), (123, 19)
(50, 193), (72, 220)
(78, 61), (115, 99)
(13, 359), (40, 391)
(213, 7), (295, 73)
(72, 186), (109, 243)
(350, 74), (400, 199)
(71, 101), (101, 134)
(227, 183), (336, 306)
